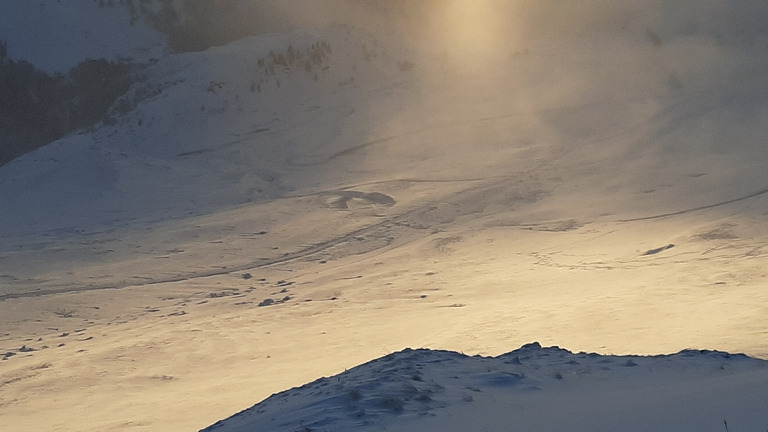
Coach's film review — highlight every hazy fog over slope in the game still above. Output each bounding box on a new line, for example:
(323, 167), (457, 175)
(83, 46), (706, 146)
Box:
(3, 0), (768, 235)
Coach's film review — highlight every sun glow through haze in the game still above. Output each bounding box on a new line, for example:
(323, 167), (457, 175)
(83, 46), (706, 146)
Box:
(433, 0), (514, 67)
(444, 0), (503, 47)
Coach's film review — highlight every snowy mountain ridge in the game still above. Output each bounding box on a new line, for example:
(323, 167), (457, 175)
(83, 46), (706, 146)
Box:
(202, 342), (768, 432)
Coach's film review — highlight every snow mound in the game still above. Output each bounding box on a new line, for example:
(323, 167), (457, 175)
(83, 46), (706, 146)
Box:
(202, 343), (768, 432)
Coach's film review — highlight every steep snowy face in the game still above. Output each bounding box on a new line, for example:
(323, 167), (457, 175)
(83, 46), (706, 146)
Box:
(0, 1), (167, 73)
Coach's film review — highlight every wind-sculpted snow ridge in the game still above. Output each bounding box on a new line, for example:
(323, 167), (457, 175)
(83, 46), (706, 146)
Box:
(201, 343), (768, 432)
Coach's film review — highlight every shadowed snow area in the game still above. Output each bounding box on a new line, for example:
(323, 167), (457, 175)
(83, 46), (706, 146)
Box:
(1, 1), (768, 431)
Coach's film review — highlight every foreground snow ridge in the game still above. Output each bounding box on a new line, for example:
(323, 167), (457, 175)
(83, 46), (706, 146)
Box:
(201, 343), (768, 432)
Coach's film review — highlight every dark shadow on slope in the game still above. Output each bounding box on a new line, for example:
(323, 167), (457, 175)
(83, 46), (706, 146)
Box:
(0, 43), (146, 166)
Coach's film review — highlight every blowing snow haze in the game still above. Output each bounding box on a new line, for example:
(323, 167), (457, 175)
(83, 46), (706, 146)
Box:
(2, 1), (768, 431)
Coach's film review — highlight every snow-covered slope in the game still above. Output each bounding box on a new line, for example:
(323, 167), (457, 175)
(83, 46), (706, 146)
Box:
(0, 1), (166, 72)
(2, 2), (768, 432)
(0, 25), (394, 237)
(202, 343), (768, 432)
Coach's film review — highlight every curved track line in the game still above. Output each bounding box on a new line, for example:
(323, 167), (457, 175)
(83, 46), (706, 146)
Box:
(0, 176), (530, 302)
(618, 187), (768, 222)
(286, 131), (422, 166)
(286, 107), (547, 167)
(0, 220), (390, 301)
